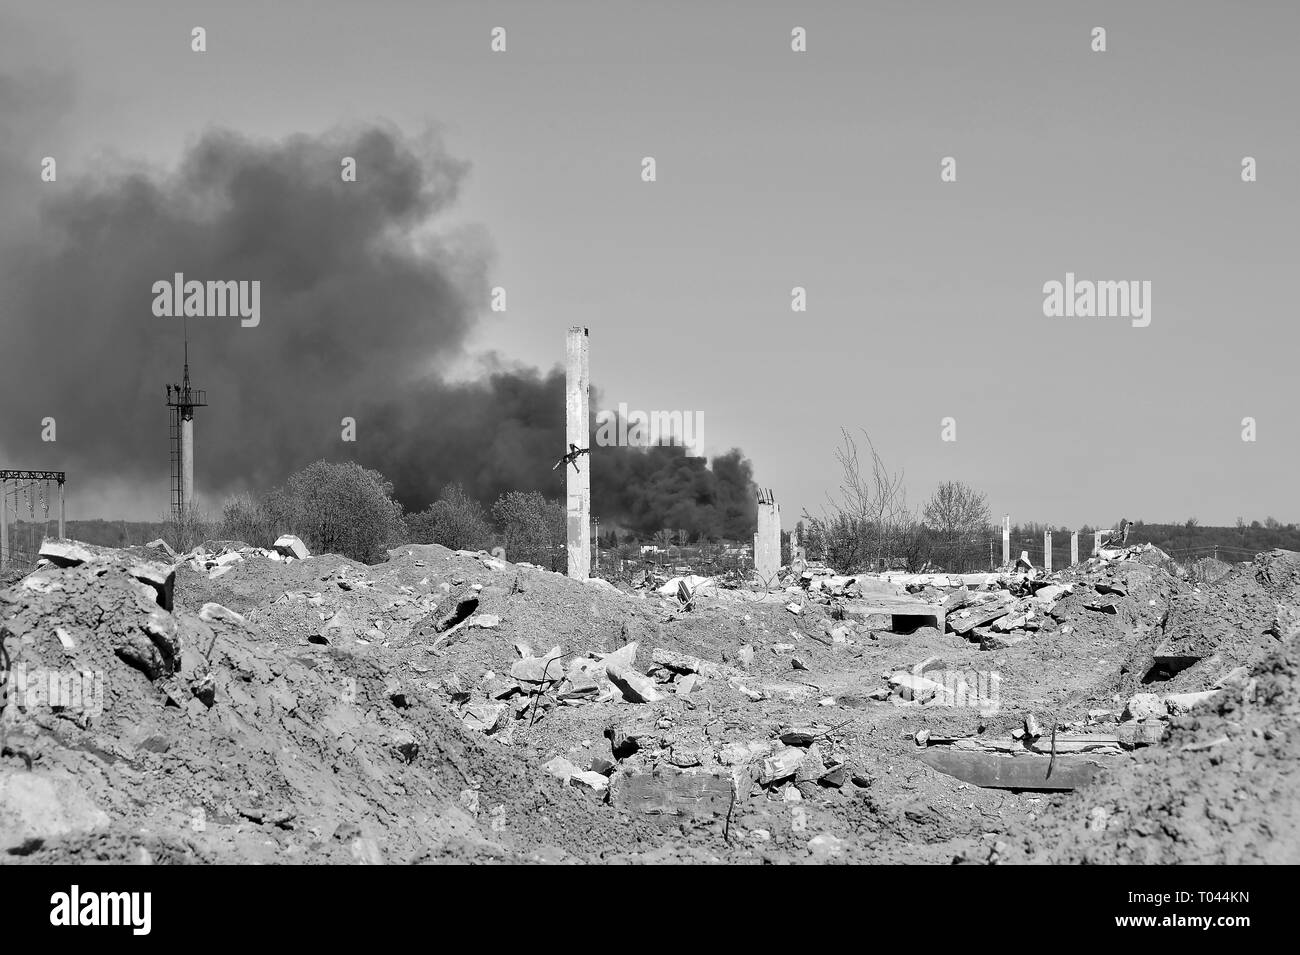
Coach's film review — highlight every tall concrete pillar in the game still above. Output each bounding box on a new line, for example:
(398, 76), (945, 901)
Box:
(0, 479), (8, 567)
(1070, 531), (1079, 566)
(1093, 530), (1110, 556)
(754, 488), (781, 582)
(181, 416), (195, 514)
(1001, 515), (1010, 566)
(1043, 530), (1052, 573)
(565, 327), (591, 579)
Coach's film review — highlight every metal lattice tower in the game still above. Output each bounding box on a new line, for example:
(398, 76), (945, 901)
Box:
(165, 338), (206, 520)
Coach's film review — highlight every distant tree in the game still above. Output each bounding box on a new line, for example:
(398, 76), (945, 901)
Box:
(492, 490), (564, 569)
(922, 480), (991, 572)
(407, 483), (493, 553)
(277, 461), (405, 562)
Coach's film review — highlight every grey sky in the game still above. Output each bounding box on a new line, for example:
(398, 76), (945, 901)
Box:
(1, 0), (1296, 527)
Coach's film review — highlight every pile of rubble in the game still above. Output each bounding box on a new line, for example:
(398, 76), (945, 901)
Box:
(4, 532), (1295, 864)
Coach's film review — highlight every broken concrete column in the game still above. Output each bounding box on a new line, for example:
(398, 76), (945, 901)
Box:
(565, 327), (591, 580)
(0, 479), (8, 568)
(1001, 515), (1010, 566)
(1043, 530), (1052, 573)
(753, 488), (781, 583)
(1070, 531), (1079, 566)
(1093, 530), (1112, 556)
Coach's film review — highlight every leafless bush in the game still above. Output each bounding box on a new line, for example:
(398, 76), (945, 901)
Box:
(802, 429), (921, 574)
(159, 505), (215, 554)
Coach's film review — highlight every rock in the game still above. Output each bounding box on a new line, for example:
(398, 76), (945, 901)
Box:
(819, 763), (846, 788)
(807, 833), (847, 861)
(676, 674), (699, 697)
(791, 655), (808, 671)
(570, 771), (610, 793)
(0, 772), (110, 853)
(1095, 581), (1128, 597)
(737, 644), (755, 668)
(1162, 690), (1221, 715)
(510, 647), (564, 684)
(606, 662), (662, 703)
(468, 614), (501, 629)
(888, 671), (950, 704)
(272, 534), (310, 560)
(980, 631), (1028, 651)
(461, 703), (507, 733)
(759, 746), (805, 784)
(1124, 692), (1164, 721)
(779, 726), (817, 747)
(795, 744), (824, 785)
(949, 603), (1011, 636)
(544, 756), (581, 783)
(600, 641), (638, 672)
(1085, 600), (1119, 614)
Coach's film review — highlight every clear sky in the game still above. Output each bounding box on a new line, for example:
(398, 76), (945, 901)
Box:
(1, 0), (1296, 528)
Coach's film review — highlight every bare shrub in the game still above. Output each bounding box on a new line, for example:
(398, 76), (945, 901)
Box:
(802, 429), (920, 574)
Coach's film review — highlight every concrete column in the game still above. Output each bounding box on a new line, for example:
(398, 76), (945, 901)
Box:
(0, 479), (8, 567)
(1093, 531), (1108, 556)
(1001, 515), (1010, 566)
(181, 416), (195, 515)
(1043, 530), (1052, 573)
(754, 488), (781, 582)
(565, 327), (591, 579)
(1070, 531), (1079, 566)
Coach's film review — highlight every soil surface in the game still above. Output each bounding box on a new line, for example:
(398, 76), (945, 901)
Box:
(2, 541), (1296, 864)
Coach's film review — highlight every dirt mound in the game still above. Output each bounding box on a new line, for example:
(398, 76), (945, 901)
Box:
(1255, 549), (1300, 595)
(0, 545), (669, 863)
(1005, 638), (1300, 864)
(4, 537), (1297, 865)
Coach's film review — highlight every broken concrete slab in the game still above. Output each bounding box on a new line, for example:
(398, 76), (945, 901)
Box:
(272, 534), (310, 560)
(606, 662), (662, 703)
(608, 768), (733, 819)
(759, 746), (806, 784)
(949, 602), (1011, 636)
(510, 647), (565, 684)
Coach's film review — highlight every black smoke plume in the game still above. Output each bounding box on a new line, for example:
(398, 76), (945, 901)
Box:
(0, 107), (755, 537)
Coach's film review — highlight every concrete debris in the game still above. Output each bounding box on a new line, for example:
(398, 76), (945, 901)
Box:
(273, 534), (310, 560)
(606, 662), (662, 703)
(1, 534), (1293, 865)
